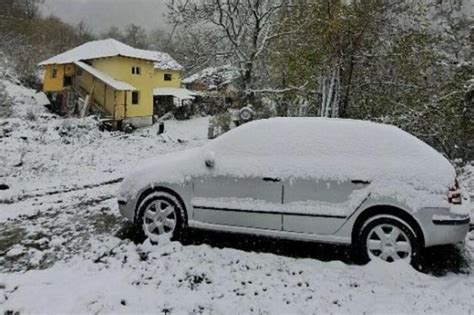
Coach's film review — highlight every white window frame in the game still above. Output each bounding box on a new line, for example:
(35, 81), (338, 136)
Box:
(132, 66), (141, 75)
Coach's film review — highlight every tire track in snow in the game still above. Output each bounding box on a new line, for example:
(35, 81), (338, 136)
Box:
(0, 177), (123, 204)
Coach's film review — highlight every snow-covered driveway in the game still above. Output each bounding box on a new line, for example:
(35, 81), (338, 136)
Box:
(1, 81), (474, 314)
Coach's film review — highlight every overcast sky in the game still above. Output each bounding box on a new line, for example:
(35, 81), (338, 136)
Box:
(40, 0), (169, 34)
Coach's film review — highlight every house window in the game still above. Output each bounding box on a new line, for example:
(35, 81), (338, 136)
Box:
(164, 73), (172, 81)
(51, 68), (58, 79)
(132, 66), (141, 75)
(76, 68), (83, 76)
(132, 91), (140, 105)
(63, 76), (72, 86)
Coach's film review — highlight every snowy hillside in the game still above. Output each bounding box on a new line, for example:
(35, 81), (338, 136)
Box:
(0, 79), (208, 205)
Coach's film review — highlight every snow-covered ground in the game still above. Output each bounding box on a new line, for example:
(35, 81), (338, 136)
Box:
(1, 80), (474, 314)
(0, 79), (208, 206)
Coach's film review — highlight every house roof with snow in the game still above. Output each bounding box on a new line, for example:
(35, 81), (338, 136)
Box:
(183, 65), (240, 87)
(38, 39), (183, 71)
(153, 87), (198, 100)
(74, 61), (137, 91)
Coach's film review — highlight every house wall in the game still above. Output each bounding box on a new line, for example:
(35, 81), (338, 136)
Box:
(43, 64), (75, 92)
(91, 56), (181, 119)
(42, 56), (182, 126)
(75, 67), (118, 118)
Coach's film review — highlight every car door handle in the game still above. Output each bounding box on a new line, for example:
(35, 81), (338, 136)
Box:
(263, 177), (281, 182)
(351, 179), (371, 185)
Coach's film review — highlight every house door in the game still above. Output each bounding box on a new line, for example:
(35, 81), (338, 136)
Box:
(64, 76), (73, 87)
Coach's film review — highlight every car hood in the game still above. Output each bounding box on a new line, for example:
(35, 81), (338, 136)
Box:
(118, 148), (205, 200)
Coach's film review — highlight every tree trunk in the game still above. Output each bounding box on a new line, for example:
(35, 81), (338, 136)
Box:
(339, 56), (354, 118)
(320, 67), (341, 118)
(242, 60), (256, 106)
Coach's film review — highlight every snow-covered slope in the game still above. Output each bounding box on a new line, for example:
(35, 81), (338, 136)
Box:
(0, 79), (208, 205)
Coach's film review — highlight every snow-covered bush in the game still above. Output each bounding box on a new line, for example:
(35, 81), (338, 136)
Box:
(56, 118), (101, 140)
(210, 112), (232, 136)
(192, 95), (231, 116)
(0, 81), (12, 118)
(25, 109), (37, 121)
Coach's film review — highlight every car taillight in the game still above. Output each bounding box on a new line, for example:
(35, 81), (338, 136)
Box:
(448, 178), (462, 205)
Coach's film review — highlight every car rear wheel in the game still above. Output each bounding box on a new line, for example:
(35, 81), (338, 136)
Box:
(356, 215), (420, 264)
(137, 191), (185, 243)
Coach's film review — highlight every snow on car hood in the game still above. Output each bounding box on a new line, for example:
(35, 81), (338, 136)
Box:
(118, 148), (205, 200)
(119, 118), (455, 206)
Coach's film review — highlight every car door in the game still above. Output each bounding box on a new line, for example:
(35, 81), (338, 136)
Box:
(192, 175), (283, 230)
(282, 178), (370, 235)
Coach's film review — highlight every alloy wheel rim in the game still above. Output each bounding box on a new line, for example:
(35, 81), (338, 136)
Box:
(143, 199), (177, 240)
(366, 224), (412, 262)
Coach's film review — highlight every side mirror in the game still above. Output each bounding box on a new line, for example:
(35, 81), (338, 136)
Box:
(205, 151), (215, 168)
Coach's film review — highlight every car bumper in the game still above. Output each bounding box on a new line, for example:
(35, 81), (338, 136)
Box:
(118, 198), (136, 222)
(415, 206), (470, 247)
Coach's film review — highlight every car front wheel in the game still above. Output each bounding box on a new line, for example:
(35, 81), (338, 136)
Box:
(356, 215), (421, 264)
(137, 191), (185, 243)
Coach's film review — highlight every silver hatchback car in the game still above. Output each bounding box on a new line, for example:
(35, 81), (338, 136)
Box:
(118, 118), (470, 264)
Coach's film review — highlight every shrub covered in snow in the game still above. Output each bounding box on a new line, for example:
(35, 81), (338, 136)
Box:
(210, 112), (232, 134)
(0, 81), (12, 117)
(25, 108), (37, 121)
(55, 118), (101, 140)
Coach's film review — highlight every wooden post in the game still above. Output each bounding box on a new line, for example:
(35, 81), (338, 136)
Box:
(113, 91), (117, 126)
(81, 78), (96, 117)
(104, 84), (107, 108)
(123, 91), (128, 123)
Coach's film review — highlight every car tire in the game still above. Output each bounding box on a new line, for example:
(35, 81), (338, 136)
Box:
(354, 215), (421, 265)
(136, 191), (186, 244)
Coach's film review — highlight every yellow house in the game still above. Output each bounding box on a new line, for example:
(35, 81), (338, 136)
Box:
(38, 38), (195, 128)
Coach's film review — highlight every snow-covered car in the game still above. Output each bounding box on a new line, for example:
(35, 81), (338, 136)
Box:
(118, 118), (470, 264)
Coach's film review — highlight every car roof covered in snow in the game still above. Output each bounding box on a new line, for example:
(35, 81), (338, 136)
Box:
(211, 117), (437, 158)
(38, 39), (183, 71)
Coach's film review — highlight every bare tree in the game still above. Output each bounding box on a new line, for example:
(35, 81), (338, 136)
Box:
(167, 0), (294, 105)
(101, 26), (123, 40)
(0, 0), (43, 19)
(0, 1), (97, 86)
(122, 24), (149, 49)
(76, 21), (94, 44)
